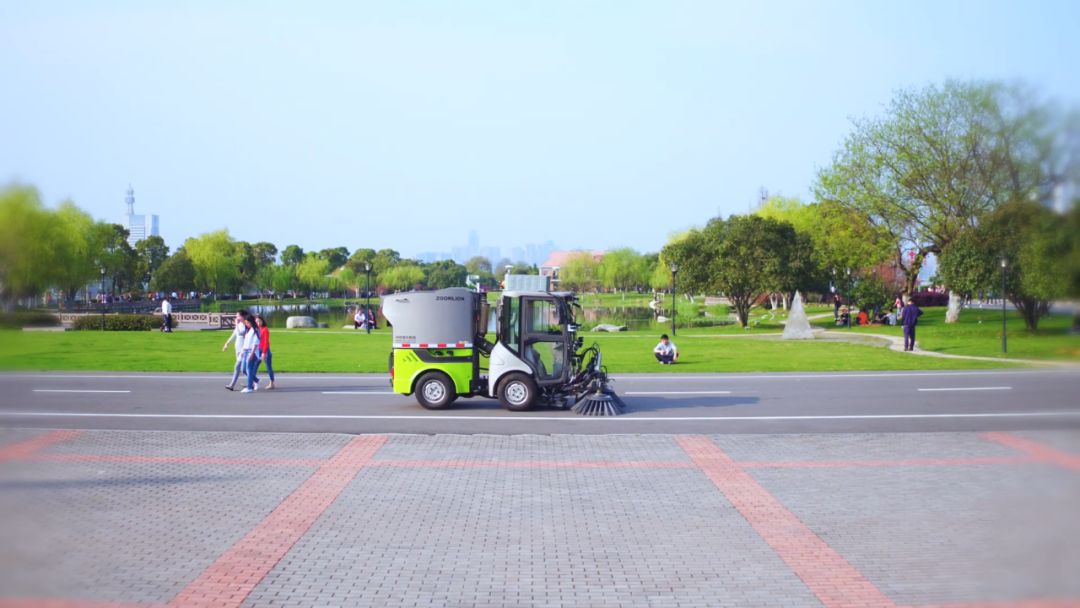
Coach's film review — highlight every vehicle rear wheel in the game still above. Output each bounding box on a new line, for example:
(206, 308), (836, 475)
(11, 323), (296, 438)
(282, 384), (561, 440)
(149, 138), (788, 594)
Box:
(415, 371), (457, 410)
(498, 373), (538, 412)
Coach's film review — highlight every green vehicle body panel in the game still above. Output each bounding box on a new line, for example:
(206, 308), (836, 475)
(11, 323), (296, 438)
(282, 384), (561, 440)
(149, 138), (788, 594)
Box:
(392, 348), (474, 395)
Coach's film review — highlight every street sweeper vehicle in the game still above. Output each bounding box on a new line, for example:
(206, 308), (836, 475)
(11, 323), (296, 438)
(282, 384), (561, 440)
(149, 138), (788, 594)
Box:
(382, 287), (626, 416)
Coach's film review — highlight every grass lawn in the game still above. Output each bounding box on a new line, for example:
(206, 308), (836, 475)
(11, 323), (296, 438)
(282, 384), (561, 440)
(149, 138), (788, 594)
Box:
(0, 326), (1013, 374)
(842, 307), (1080, 360)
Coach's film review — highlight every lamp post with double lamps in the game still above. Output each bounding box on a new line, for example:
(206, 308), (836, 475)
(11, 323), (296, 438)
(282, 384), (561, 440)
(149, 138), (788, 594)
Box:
(669, 262), (679, 337)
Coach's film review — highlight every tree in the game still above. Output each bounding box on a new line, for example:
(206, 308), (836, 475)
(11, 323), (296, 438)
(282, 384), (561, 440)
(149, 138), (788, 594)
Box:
(345, 248), (377, 274)
(53, 201), (100, 303)
(424, 260), (468, 289)
(0, 185), (61, 307)
(599, 248), (647, 292)
(464, 256), (493, 275)
(317, 247), (350, 271)
(938, 201), (1072, 330)
(134, 235), (170, 287)
(150, 250), (196, 293)
(816, 80), (1070, 301)
(184, 230), (241, 295)
(235, 241), (258, 287)
(381, 264), (424, 291)
(296, 253), (331, 293)
(251, 242), (278, 267)
(664, 216), (795, 327)
(95, 223), (138, 294)
(280, 244), (305, 266)
(559, 252), (601, 292)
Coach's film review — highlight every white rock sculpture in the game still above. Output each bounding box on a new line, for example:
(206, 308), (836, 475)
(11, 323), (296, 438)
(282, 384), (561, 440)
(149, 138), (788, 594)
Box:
(782, 291), (814, 340)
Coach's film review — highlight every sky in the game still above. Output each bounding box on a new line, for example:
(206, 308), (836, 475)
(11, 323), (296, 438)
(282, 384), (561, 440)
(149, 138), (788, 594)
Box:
(2, 0), (1079, 260)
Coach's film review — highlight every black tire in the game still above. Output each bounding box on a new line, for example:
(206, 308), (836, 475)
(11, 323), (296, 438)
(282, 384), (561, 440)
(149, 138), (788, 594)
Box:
(414, 371), (457, 410)
(498, 373), (538, 412)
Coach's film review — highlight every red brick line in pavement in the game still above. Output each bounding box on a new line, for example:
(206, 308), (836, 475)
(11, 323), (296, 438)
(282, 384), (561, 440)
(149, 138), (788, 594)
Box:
(0, 430), (82, 461)
(676, 434), (898, 608)
(165, 434), (388, 608)
(981, 432), (1080, 473)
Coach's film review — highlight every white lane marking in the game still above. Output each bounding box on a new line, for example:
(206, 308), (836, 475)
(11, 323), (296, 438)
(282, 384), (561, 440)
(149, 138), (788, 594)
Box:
(1, 370), (1066, 382)
(625, 391), (733, 396)
(917, 387), (1013, 392)
(321, 391), (398, 395)
(1, 411), (1077, 421)
(32, 389), (131, 394)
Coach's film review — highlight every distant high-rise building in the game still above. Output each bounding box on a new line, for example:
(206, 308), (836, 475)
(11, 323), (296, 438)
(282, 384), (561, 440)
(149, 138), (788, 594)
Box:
(121, 185), (159, 247)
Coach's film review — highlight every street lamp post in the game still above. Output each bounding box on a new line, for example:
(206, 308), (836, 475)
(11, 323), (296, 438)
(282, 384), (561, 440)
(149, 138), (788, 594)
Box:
(669, 262), (679, 337)
(364, 261), (372, 334)
(1000, 258), (1007, 354)
(99, 267), (106, 331)
(846, 268), (853, 329)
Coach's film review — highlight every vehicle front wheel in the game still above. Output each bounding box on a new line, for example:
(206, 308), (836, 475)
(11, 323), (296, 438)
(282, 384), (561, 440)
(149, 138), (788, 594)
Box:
(498, 373), (538, 412)
(415, 371), (457, 410)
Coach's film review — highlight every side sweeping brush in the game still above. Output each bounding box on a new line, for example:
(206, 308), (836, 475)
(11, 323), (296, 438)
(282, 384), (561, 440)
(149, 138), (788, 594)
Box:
(571, 378), (626, 416)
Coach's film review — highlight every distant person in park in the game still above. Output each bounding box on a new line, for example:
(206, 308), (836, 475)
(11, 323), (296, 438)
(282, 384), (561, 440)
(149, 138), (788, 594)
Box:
(239, 314), (261, 393)
(354, 308), (366, 330)
(833, 293), (842, 320)
(894, 295), (903, 311)
(223, 311), (252, 391)
(837, 306), (850, 327)
(160, 296), (173, 333)
(252, 314), (276, 390)
(857, 309), (869, 326)
(900, 296), (923, 351)
(653, 334), (678, 365)
(366, 306), (377, 333)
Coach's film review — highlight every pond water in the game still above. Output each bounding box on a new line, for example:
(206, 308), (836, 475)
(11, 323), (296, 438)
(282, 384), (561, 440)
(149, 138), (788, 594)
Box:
(222, 302), (667, 331)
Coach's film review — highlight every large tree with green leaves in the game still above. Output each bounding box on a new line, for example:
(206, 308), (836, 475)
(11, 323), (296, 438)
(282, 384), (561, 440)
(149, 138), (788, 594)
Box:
(559, 252), (601, 292)
(938, 200), (1073, 330)
(150, 249), (196, 293)
(134, 235), (170, 288)
(816, 80), (1074, 308)
(664, 215), (796, 327)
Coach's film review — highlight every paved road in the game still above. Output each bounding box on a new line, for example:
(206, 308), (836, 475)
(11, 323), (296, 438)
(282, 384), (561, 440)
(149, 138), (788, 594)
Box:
(2, 369), (1079, 434)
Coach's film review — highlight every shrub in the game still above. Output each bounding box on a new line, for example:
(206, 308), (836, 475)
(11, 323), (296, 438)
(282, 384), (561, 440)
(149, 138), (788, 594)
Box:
(71, 314), (172, 331)
(910, 290), (949, 307)
(0, 311), (61, 329)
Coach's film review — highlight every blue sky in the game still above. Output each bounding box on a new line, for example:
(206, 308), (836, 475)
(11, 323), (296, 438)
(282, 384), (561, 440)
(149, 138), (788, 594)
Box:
(2, 1), (1078, 259)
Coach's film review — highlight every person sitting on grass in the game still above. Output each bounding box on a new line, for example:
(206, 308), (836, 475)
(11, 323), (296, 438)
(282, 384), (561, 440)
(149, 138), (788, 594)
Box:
(653, 334), (678, 365)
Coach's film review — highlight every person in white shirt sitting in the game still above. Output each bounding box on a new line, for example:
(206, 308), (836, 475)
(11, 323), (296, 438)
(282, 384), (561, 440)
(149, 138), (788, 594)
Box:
(653, 334), (678, 365)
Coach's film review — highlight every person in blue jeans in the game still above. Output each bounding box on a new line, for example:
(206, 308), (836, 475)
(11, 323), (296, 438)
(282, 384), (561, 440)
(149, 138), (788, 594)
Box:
(900, 296), (923, 351)
(239, 315), (261, 393)
(252, 314), (277, 390)
(222, 311), (253, 391)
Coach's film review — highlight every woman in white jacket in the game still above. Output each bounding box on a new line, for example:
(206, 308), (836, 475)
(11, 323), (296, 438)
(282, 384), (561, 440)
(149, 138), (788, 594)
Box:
(239, 315), (261, 393)
(222, 311), (254, 391)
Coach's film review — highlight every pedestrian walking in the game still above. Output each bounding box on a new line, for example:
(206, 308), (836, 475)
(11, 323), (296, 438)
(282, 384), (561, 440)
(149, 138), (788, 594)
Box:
(222, 311), (251, 391)
(252, 314), (276, 390)
(900, 296), (923, 351)
(239, 315), (261, 393)
(161, 296), (173, 333)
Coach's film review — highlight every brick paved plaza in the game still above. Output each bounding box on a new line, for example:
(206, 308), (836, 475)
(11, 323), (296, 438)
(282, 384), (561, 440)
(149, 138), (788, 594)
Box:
(1, 428), (1078, 608)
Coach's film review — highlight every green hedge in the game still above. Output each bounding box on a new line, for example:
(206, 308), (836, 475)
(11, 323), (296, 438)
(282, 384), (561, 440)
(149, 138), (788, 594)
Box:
(0, 311), (61, 329)
(71, 314), (172, 331)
